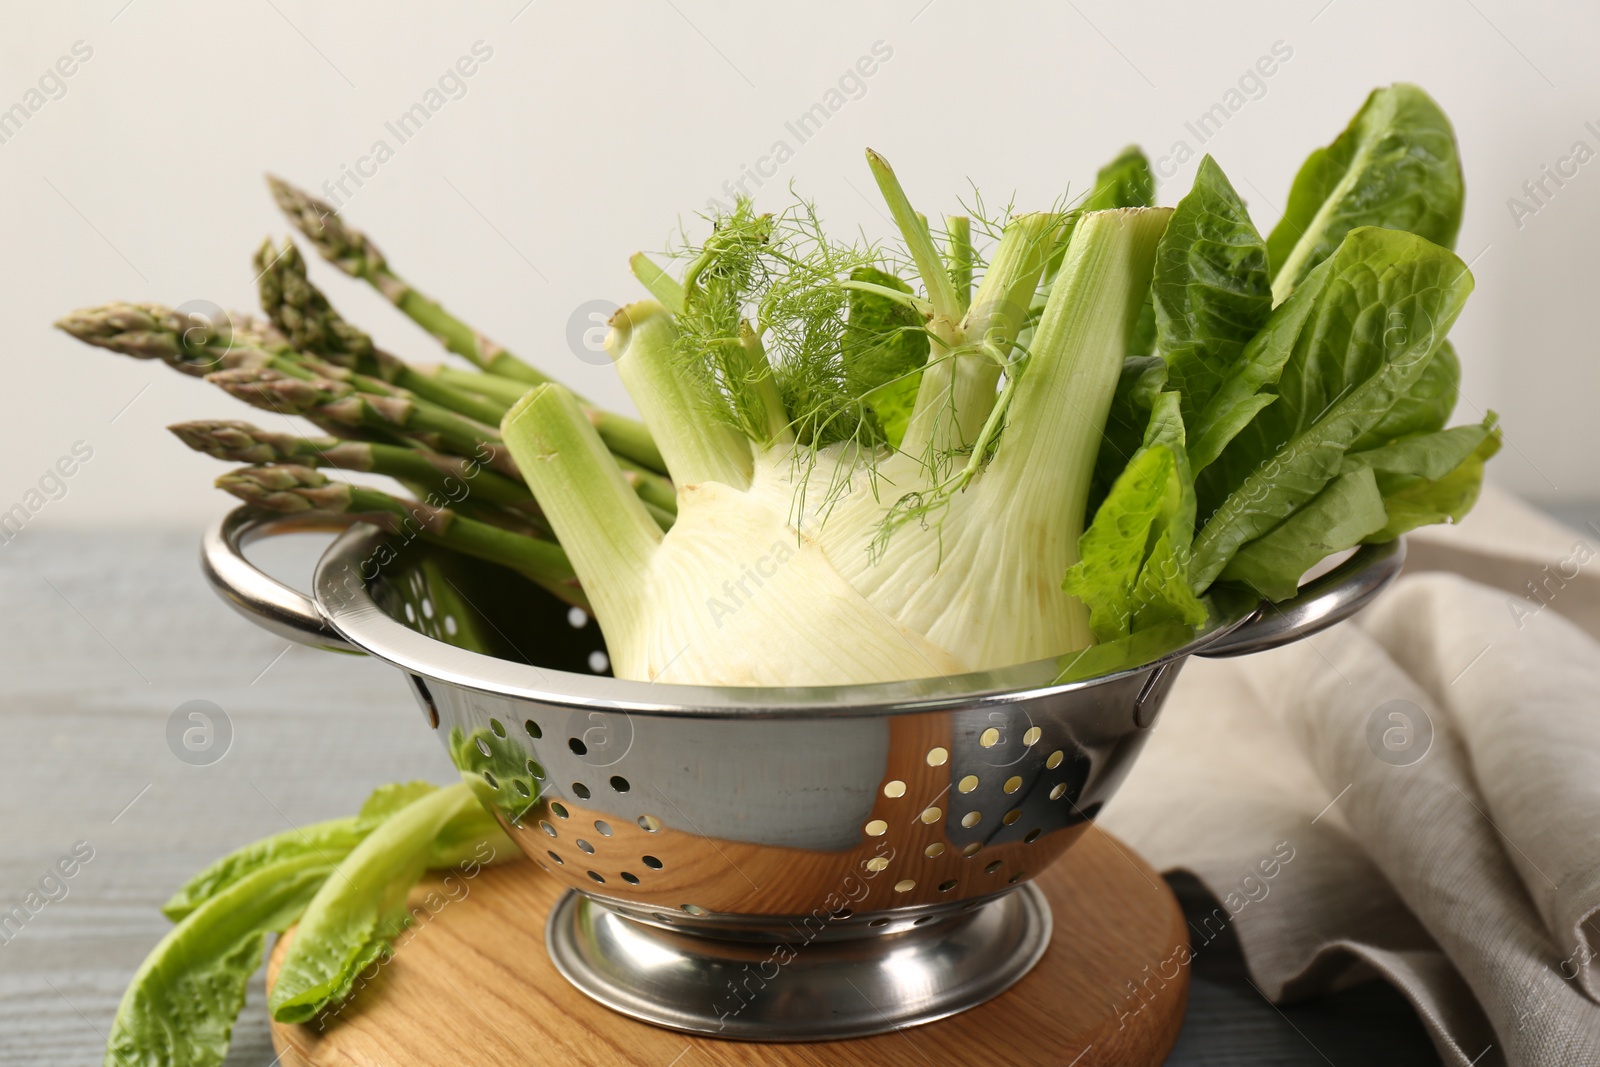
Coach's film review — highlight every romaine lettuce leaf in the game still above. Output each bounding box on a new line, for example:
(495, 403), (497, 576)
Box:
(1353, 339), (1461, 448)
(1267, 83), (1464, 302)
(1188, 226), (1474, 591)
(1083, 147), (1159, 355)
(1343, 417), (1493, 483)
(1083, 146), (1156, 212)
(1218, 467), (1389, 601)
(1055, 621), (1195, 683)
(1090, 354), (1168, 515)
(1366, 416), (1501, 541)
(1065, 442), (1205, 642)
(161, 781), (437, 922)
(268, 784), (486, 1024)
(106, 857), (334, 1067)
(1153, 155), (1274, 431)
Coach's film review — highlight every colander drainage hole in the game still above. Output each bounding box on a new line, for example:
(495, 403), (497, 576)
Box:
(985, 861), (1002, 875)
(914, 915), (938, 926)
(637, 814), (662, 833)
(831, 908), (853, 919)
(621, 872), (640, 885)
(475, 738), (492, 758)
(547, 850), (563, 865)
(642, 855), (663, 869)
(577, 840), (595, 854)
(550, 802), (569, 819)
(587, 871), (605, 884)
(482, 771), (498, 789)
(1024, 828), (1042, 843)
(595, 820), (613, 837)
(1009, 871), (1025, 884)
(569, 737), (588, 756)
(868, 918), (890, 928)
(539, 821), (557, 838)
(525, 719), (543, 739)
(610, 775), (630, 793)
(513, 780), (531, 798)
(962, 843), (983, 858)
(489, 718), (506, 738)
(572, 782), (592, 800)
(680, 903), (708, 916)
(894, 879), (916, 893)
(527, 760), (546, 781)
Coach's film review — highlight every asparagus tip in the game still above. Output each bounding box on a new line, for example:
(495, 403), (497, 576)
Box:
(207, 367), (353, 417)
(217, 463), (350, 513)
(265, 174), (385, 279)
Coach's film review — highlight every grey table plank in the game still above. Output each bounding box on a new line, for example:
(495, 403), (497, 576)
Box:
(0, 529), (1445, 1065)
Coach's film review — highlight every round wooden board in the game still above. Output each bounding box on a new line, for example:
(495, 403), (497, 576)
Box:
(267, 825), (1187, 1066)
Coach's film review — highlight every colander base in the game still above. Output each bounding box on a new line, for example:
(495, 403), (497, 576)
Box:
(544, 884), (1052, 1041)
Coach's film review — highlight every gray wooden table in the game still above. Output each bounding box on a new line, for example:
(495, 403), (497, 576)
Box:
(0, 529), (1442, 1065)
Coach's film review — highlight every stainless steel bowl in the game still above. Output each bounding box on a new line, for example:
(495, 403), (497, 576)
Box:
(203, 507), (1403, 1040)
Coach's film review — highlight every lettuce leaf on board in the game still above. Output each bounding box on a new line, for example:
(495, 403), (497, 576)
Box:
(268, 784), (487, 1024)
(106, 857), (334, 1067)
(1266, 83), (1464, 303)
(161, 781), (436, 922)
(110, 781), (513, 1067)
(1188, 226), (1474, 592)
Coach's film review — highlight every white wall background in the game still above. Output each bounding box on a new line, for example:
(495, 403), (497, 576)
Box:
(1, 0), (1596, 538)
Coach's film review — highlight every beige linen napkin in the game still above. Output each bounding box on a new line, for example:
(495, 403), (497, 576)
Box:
(1099, 486), (1600, 1066)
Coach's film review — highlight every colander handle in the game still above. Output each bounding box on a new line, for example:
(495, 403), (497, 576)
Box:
(201, 506), (362, 655)
(1195, 538), (1406, 659)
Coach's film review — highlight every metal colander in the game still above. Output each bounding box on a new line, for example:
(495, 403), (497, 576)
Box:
(204, 507), (1403, 1040)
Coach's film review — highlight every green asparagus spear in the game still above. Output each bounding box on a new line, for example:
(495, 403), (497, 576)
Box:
(206, 368), (678, 519)
(169, 419), (542, 518)
(205, 367), (514, 472)
(256, 238), (512, 427)
(265, 177), (666, 473)
(217, 463), (588, 608)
